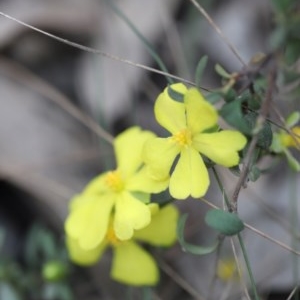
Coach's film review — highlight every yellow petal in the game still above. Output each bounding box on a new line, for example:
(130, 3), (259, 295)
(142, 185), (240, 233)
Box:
(217, 258), (238, 281)
(154, 85), (186, 134)
(193, 131), (247, 167)
(169, 147), (209, 199)
(134, 204), (179, 246)
(65, 193), (115, 250)
(66, 236), (107, 266)
(115, 127), (156, 176)
(68, 194), (86, 211)
(111, 241), (159, 286)
(185, 88), (218, 134)
(114, 192), (151, 240)
(280, 126), (300, 148)
(126, 166), (169, 194)
(83, 173), (110, 195)
(143, 137), (180, 180)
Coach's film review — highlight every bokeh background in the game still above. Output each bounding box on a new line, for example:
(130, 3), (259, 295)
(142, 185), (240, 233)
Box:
(0, 0), (299, 299)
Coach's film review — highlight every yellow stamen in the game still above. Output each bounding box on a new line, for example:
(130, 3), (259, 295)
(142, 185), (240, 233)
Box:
(106, 225), (122, 246)
(172, 129), (192, 147)
(104, 170), (124, 192)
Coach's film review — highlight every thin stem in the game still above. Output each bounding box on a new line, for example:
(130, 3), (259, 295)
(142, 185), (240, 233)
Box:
(188, 0), (246, 67)
(231, 66), (276, 212)
(230, 238), (252, 300)
(211, 168), (260, 299)
(157, 258), (206, 300)
(105, 0), (174, 84)
(286, 286), (299, 300)
(231, 135), (258, 212)
(0, 11), (197, 87)
(212, 167), (230, 208)
(0, 56), (114, 144)
(237, 234), (260, 300)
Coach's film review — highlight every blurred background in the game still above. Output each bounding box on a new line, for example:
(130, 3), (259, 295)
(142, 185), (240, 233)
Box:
(0, 0), (299, 299)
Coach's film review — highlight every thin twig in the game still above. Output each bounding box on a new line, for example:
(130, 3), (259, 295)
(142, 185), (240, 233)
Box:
(188, 0), (246, 67)
(231, 66), (276, 212)
(286, 286), (299, 300)
(158, 259), (207, 300)
(237, 233), (260, 300)
(0, 56), (114, 144)
(230, 238), (252, 300)
(0, 11), (197, 87)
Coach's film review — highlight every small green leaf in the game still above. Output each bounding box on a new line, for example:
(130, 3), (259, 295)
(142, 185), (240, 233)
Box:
(205, 209), (244, 236)
(195, 55), (208, 88)
(220, 100), (252, 134)
(286, 111), (300, 128)
(215, 64), (231, 79)
(177, 214), (219, 255)
(167, 85), (184, 102)
(205, 92), (222, 104)
(42, 260), (68, 282)
(249, 165), (261, 182)
(244, 113), (273, 149)
(223, 88), (237, 103)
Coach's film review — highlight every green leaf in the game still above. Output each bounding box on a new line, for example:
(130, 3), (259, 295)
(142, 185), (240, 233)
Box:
(205, 209), (244, 236)
(220, 100), (252, 134)
(205, 92), (222, 104)
(167, 85), (184, 102)
(24, 225), (58, 267)
(249, 165), (261, 182)
(177, 214), (219, 255)
(215, 64), (231, 79)
(195, 55), (208, 88)
(42, 260), (68, 282)
(223, 88), (237, 103)
(244, 113), (273, 149)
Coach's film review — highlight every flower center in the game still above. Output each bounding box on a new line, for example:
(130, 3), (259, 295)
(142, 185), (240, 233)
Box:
(104, 170), (124, 192)
(172, 129), (192, 147)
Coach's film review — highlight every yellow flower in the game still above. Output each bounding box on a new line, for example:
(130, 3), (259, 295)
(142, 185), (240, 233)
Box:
(67, 204), (179, 286)
(216, 258), (239, 281)
(278, 126), (300, 149)
(271, 126), (300, 171)
(143, 83), (247, 199)
(65, 127), (169, 250)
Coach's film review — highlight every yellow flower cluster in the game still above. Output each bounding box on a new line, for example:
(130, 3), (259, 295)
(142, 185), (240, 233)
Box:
(64, 83), (247, 286)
